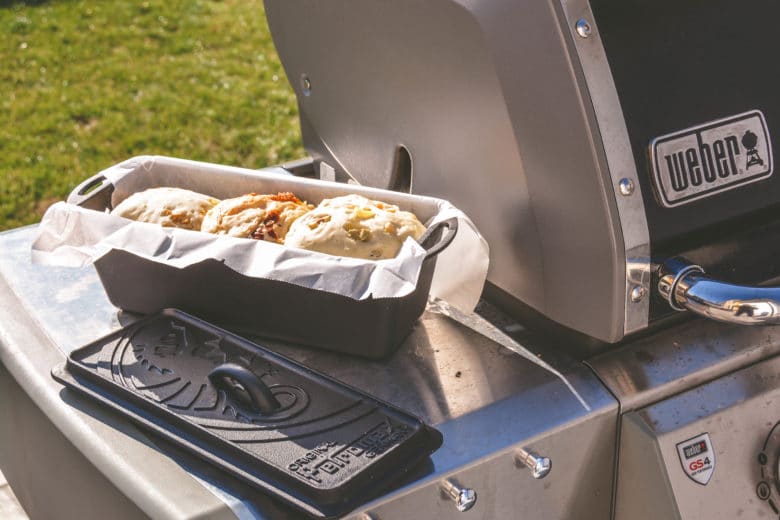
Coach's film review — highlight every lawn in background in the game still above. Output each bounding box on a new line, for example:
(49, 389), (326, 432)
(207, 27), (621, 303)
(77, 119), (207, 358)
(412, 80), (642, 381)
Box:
(0, 0), (303, 231)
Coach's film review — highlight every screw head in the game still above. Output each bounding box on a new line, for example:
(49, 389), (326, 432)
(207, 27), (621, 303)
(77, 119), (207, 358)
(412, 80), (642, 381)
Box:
(630, 285), (647, 303)
(456, 488), (477, 512)
(575, 19), (592, 38)
(618, 178), (635, 196)
(301, 74), (312, 96)
(531, 457), (552, 479)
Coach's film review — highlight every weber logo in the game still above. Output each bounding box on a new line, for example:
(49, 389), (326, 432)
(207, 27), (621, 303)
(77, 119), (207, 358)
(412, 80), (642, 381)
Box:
(677, 432), (715, 485)
(650, 110), (773, 207)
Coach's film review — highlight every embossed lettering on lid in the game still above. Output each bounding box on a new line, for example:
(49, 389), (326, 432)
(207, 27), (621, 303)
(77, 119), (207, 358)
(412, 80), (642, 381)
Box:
(53, 310), (443, 518)
(650, 110), (773, 207)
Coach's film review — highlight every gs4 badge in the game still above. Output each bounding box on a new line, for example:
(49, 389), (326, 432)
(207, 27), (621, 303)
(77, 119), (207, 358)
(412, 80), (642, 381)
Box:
(677, 432), (715, 485)
(650, 110), (773, 207)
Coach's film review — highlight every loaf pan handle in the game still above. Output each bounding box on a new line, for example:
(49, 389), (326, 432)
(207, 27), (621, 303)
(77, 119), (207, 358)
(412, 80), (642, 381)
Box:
(419, 217), (458, 261)
(208, 363), (281, 415)
(67, 172), (115, 210)
(659, 257), (780, 325)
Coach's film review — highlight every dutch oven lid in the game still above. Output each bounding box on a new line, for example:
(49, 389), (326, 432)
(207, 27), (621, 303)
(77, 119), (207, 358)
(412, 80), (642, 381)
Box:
(52, 309), (442, 518)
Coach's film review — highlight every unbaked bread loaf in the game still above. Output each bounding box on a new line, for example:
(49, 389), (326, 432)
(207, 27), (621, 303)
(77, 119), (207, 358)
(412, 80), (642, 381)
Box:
(110, 187), (426, 260)
(201, 192), (313, 243)
(285, 194), (426, 259)
(111, 187), (220, 231)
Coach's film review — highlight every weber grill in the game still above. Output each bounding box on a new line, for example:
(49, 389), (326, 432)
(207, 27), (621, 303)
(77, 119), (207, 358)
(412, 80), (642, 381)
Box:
(3, 1), (780, 519)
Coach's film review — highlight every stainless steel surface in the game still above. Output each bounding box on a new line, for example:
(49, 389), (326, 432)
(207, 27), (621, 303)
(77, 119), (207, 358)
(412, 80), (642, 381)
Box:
(348, 406), (616, 520)
(515, 448), (551, 479)
(266, 0), (634, 343)
(558, 0), (652, 337)
(589, 313), (780, 413)
(575, 19), (591, 38)
(0, 228), (268, 520)
(425, 297), (593, 410)
(0, 362), (156, 520)
(440, 479), (477, 513)
(613, 351), (780, 519)
(660, 257), (780, 325)
(0, 468), (27, 520)
(618, 178), (635, 196)
(0, 225), (618, 518)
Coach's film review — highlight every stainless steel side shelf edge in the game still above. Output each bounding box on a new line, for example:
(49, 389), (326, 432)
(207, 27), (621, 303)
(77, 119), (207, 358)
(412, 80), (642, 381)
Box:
(557, 0), (652, 336)
(588, 313), (780, 413)
(0, 225), (619, 520)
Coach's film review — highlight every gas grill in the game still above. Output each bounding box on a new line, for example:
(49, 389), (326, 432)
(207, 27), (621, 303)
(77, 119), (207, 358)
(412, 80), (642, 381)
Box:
(2, 1), (780, 518)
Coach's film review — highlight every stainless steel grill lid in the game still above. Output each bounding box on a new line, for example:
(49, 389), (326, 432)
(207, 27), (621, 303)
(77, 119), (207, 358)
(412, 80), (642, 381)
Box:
(52, 309), (443, 518)
(265, 0), (780, 344)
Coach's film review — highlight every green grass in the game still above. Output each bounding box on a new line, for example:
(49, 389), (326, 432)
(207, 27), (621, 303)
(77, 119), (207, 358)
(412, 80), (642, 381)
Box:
(0, 0), (303, 231)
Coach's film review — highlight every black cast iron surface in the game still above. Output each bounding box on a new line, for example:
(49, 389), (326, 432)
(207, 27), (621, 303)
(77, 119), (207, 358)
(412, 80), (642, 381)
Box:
(52, 309), (443, 519)
(71, 163), (458, 359)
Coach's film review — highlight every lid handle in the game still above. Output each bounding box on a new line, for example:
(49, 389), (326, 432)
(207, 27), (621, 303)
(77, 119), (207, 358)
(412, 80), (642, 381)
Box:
(658, 257), (780, 325)
(208, 363), (281, 415)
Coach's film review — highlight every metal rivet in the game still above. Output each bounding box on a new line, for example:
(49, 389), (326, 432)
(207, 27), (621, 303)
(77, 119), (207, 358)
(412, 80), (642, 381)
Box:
(575, 19), (591, 38)
(301, 74), (312, 96)
(618, 178), (635, 196)
(631, 286), (647, 303)
(441, 479), (477, 512)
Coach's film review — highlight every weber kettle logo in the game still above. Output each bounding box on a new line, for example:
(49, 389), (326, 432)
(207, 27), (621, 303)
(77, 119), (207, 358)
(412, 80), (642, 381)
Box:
(743, 130), (764, 169)
(650, 110), (773, 207)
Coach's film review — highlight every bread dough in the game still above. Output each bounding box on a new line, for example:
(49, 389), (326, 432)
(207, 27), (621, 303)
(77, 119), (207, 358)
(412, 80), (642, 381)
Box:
(285, 194), (426, 259)
(201, 192), (313, 243)
(111, 187), (220, 231)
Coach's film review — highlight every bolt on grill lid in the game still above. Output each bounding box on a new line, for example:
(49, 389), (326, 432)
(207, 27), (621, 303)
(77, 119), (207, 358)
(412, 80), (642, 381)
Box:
(52, 309), (443, 518)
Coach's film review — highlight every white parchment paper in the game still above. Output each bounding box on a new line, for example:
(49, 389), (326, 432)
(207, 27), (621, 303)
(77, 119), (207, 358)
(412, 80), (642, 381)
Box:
(32, 156), (489, 311)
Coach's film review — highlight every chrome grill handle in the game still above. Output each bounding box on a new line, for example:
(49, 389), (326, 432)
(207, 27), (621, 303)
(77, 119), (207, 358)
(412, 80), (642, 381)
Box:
(658, 258), (780, 325)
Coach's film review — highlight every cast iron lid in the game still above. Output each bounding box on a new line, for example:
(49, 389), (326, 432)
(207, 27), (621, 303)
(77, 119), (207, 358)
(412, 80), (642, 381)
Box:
(52, 309), (443, 518)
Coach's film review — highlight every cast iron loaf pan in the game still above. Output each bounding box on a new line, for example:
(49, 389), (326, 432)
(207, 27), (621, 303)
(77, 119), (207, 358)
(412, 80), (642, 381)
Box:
(52, 309), (444, 519)
(67, 160), (458, 359)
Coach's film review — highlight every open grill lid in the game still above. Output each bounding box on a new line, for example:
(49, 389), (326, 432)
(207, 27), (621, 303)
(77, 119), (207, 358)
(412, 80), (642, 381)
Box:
(52, 309), (442, 518)
(265, 0), (780, 345)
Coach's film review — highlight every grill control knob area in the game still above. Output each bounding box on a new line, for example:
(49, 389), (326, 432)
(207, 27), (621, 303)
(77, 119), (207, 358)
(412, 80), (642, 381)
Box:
(756, 421), (780, 516)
